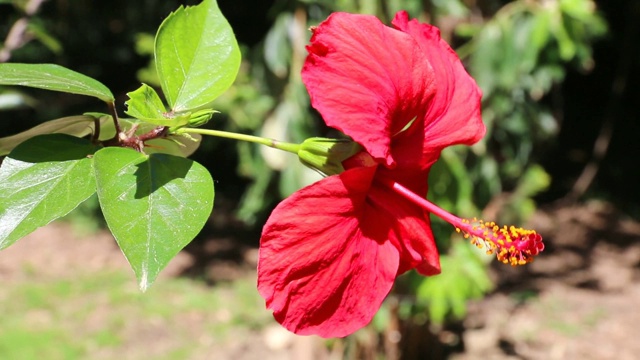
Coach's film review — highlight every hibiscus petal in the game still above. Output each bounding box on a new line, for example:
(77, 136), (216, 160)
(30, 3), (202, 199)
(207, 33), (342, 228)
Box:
(392, 11), (485, 158)
(258, 167), (400, 337)
(367, 177), (441, 276)
(302, 12), (437, 168)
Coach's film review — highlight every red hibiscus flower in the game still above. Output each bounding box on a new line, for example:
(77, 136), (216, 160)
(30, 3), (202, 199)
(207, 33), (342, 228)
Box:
(257, 11), (542, 338)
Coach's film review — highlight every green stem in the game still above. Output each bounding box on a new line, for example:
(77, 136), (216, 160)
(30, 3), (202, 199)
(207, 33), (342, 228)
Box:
(180, 127), (301, 154)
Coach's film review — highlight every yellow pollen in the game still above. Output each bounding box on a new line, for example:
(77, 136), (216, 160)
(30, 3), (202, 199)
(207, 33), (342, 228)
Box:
(457, 218), (544, 267)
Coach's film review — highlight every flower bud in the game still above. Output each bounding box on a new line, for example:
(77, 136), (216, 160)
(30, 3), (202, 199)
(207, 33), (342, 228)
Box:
(187, 109), (217, 128)
(297, 137), (363, 176)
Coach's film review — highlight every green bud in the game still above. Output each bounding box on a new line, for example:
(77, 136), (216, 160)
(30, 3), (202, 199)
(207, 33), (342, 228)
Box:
(187, 109), (217, 128)
(297, 137), (363, 176)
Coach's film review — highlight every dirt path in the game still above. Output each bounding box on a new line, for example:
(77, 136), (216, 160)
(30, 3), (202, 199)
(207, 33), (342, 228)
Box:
(456, 200), (640, 360)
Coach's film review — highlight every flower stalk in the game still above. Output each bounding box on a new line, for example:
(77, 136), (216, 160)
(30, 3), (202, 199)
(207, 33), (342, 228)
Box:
(179, 127), (301, 154)
(179, 129), (364, 177)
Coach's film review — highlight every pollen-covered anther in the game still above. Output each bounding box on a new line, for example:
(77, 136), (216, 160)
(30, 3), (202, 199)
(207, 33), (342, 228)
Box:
(459, 219), (545, 266)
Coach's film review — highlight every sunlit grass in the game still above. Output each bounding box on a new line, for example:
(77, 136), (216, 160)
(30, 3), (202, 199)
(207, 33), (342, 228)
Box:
(0, 270), (271, 359)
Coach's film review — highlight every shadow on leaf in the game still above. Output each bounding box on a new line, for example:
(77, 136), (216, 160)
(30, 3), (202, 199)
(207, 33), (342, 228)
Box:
(7, 134), (98, 162)
(132, 153), (193, 199)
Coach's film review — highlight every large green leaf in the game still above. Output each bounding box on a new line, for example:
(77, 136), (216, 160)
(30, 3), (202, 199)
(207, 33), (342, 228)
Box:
(0, 115), (111, 156)
(0, 63), (114, 102)
(93, 147), (214, 290)
(0, 134), (99, 249)
(155, 0), (240, 111)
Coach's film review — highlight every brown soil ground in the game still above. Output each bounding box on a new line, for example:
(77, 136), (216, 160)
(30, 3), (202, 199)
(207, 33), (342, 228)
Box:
(1, 199), (639, 359)
(454, 200), (640, 360)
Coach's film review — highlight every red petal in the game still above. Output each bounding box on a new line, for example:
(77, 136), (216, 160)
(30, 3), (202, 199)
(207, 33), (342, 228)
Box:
(258, 167), (400, 337)
(302, 12), (437, 168)
(368, 175), (441, 276)
(342, 150), (440, 275)
(392, 11), (485, 159)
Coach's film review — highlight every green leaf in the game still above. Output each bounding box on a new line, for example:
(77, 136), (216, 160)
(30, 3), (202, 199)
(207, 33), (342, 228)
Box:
(0, 134), (99, 249)
(530, 10), (552, 51)
(124, 83), (168, 121)
(144, 135), (203, 158)
(124, 84), (217, 129)
(516, 164), (551, 197)
(416, 241), (494, 324)
(0, 63), (114, 102)
(27, 21), (63, 55)
(264, 13), (293, 78)
(155, 0), (240, 111)
(93, 147), (214, 290)
(0, 115), (111, 156)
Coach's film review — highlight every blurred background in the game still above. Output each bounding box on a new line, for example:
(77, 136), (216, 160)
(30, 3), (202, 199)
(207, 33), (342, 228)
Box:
(1, 0), (639, 359)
